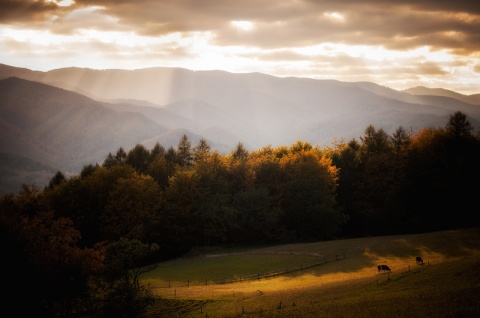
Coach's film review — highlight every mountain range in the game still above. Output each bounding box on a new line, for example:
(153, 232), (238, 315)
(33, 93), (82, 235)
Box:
(1, 63), (479, 195)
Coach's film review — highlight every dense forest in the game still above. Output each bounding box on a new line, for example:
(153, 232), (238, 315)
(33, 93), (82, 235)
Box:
(1, 111), (479, 317)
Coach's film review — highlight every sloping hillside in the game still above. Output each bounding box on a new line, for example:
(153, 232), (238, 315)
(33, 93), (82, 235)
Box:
(0, 77), (170, 193)
(1, 63), (479, 150)
(143, 227), (480, 317)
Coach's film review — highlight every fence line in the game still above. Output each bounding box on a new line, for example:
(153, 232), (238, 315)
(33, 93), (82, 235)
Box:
(154, 252), (346, 289)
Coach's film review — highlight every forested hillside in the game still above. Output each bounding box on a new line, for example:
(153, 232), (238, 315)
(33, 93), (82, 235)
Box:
(1, 111), (479, 317)
(2, 64), (480, 197)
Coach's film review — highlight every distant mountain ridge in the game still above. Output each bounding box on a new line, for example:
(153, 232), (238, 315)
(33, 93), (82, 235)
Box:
(1, 63), (479, 195)
(404, 86), (480, 105)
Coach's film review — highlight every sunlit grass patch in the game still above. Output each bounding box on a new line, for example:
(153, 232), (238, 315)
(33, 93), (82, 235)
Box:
(142, 253), (323, 286)
(143, 228), (480, 317)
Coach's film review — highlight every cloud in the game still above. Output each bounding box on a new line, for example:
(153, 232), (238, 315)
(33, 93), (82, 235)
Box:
(71, 1), (478, 53)
(1, 0), (479, 94)
(0, 0), (62, 24)
(3, 1), (478, 53)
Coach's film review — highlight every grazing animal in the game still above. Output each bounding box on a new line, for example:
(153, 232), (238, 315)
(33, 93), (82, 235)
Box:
(377, 264), (391, 272)
(416, 256), (424, 265)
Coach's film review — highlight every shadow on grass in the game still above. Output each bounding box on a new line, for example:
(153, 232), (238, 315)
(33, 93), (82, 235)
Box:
(144, 227), (480, 287)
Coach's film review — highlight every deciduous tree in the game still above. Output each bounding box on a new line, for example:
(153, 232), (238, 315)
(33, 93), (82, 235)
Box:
(100, 173), (162, 242)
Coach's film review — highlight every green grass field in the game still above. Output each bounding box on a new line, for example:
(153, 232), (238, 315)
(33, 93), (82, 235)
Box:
(141, 228), (480, 317)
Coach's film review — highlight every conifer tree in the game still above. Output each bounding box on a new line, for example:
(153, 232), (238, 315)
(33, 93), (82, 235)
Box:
(177, 134), (193, 166)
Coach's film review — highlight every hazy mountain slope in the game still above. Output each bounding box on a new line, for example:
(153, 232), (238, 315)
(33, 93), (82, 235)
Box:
(0, 152), (56, 195)
(0, 77), (173, 194)
(406, 95), (480, 119)
(141, 128), (232, 154)
(0, 114), (64, 167)
(104, 99), (249, 150)
(2, 63), (478, 113)
(404, 86), (480, 105)
(2, 65), (480, 141)
(103, 100), (200, 130)
(341, 81), (420, 103)
(2, 64), (478, 148)
(0, 63), (45, 82)
(37, 66), (195, 104)
(0, 77), (170, 166)
(162, 98), (260, 146)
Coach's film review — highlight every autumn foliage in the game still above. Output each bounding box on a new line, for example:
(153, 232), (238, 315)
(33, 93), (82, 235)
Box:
(1, 111), (479, 316)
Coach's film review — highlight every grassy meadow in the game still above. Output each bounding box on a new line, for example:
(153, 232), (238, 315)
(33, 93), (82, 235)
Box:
(141, 228), (480, 317)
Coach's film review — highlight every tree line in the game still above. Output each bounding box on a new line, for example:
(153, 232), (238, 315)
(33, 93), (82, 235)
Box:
(1, 111), (479, 317)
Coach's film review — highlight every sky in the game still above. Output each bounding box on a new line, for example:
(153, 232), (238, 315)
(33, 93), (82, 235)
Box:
(1, 0), (479, 95)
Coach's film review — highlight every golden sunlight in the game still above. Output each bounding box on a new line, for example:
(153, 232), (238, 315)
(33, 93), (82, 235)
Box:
(231, 20), (255, 31)
(324, 12), (345, 22)
(47, 0), (75, 6)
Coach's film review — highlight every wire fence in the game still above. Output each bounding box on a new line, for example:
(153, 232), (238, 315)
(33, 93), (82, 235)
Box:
(154, 257), (443, 317)
(153, 252), (347, 289)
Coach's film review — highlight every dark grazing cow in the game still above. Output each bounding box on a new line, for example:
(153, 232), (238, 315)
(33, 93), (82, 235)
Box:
(377, 264), (391, 272)
(416, 256), (424, 265)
